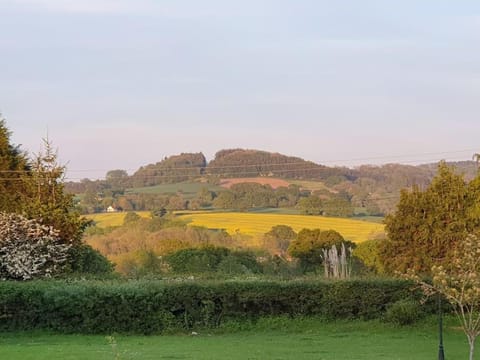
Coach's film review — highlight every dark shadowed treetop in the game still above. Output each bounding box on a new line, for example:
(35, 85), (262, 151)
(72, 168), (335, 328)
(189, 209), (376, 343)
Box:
(207, 148), (353, 180)
(131, 152), (206, 187)
(0, 116), (30, 213)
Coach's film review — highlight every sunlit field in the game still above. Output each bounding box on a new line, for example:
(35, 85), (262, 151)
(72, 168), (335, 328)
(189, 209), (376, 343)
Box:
(85, 211), (151, 227)
(179, 212), (384, 243)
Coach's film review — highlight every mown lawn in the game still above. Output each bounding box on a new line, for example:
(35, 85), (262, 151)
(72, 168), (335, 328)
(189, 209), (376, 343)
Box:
(0, 317), (475, 360)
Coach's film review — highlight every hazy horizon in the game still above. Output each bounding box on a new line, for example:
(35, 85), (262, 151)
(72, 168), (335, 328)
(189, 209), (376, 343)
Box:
(2, 0), (479, 179)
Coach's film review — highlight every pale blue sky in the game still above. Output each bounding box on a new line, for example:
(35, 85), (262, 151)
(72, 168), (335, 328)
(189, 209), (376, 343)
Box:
(1, 0), (479, 179)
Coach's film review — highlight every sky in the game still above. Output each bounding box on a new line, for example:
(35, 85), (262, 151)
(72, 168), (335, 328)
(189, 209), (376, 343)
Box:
(1, 0), (479, 180)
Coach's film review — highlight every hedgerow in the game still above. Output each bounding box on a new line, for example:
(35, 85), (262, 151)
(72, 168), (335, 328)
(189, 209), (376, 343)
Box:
(0, 279), (432, 334)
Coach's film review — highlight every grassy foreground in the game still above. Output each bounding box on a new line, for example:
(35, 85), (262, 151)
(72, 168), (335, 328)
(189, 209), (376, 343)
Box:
(0, 318), (475, 360)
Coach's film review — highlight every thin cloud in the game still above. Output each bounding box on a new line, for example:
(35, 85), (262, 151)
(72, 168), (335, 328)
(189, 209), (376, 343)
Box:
(3, 0), (150, 14)
(3, 0), (268, 18)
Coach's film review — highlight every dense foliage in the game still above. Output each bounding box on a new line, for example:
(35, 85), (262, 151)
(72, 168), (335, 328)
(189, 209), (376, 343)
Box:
(131, 152), (207, 187)
(0, 279), (428, 334)
(0, 212), (71, 280)
(288, 229), (354, 272)
(166, 246), (261, 275)
(381, 162), (480, 274)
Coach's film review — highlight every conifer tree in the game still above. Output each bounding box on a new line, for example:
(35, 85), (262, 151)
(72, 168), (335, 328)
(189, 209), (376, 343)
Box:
(0, 114), (30, 213)
(382, 162), (480, 274)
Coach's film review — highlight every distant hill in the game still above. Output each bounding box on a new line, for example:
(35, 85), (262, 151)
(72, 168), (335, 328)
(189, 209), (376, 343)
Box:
(206, 148), (354, 181)
(130, 152), (206, 187)
(65, 148), (478, 216)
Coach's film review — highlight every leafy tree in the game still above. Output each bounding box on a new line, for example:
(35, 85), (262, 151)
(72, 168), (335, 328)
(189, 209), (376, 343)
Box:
(408, 234), (480, 360)
(0, 212), (71, 280)
(266, 225), (297, 239)
(213, 191), (236, 209)
(297, 196), (323, 215)
(353, 237), (385, 274)
(123, 211), (141, 226)
(381, 162), (480, 274)
(196, 186), (215, 207)
(322, 196), (354, 217)
(264, 225), (296, 256)
(288, 228), (351, 273)
(105, 169), (129, 190)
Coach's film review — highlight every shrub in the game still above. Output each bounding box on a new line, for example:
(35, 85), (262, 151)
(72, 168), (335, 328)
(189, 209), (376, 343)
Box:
(68, 244), (115, 275)
(0, 279), (435, 334)
(384, 299), (425, 326)
(165, 246), (261, 275)
(123, 212), (141, 225)
(0, 212), (71, 280)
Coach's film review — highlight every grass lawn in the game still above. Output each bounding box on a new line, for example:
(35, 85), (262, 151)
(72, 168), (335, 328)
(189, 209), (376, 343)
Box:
(0, 317), (475, 359)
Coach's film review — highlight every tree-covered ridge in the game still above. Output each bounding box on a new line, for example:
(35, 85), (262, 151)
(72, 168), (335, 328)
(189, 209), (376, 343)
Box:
(131, 152), (207, 187)
(64, 147), (479, 216)
(207, 148), (353, 180)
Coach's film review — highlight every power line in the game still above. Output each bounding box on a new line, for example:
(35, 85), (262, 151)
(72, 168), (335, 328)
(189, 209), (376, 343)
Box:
(0, 154), (476, 182)
(1, 147), (477, 174)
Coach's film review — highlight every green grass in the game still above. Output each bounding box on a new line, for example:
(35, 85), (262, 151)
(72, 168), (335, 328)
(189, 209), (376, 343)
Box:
(0, 317), (475, 359)
(289, 180), (331, 192)
(126, 182), (223, 199)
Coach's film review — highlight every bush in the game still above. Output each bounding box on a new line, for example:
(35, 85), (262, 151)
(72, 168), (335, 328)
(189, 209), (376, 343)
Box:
(0, 279), (435, 334)
(166, 247), (261, 275)
(0, 212), (71, 280)
(68, 244), (114, 275)
(384, 299), (425, 326)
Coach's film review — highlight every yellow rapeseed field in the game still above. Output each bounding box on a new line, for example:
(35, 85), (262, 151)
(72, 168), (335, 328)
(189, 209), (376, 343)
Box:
(85, 211), (151, 228)
(179, 212), (384, 243)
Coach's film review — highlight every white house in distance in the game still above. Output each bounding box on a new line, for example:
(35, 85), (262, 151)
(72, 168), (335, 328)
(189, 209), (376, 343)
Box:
(106, 206), (117, 213)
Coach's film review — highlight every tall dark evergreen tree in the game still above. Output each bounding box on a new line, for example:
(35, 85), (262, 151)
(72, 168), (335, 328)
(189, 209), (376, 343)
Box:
(0, 115), (30, 213)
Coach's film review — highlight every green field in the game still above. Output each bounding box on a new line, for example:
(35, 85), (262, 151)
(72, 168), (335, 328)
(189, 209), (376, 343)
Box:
(290, 179), (331, 192)
(179, 212), (384, 243)
(0, 318), (474, 359)
(126, 182), (223, 199)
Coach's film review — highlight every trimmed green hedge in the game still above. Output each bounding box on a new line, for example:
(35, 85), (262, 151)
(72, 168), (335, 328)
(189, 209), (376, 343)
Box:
(0, 279), (429, 334)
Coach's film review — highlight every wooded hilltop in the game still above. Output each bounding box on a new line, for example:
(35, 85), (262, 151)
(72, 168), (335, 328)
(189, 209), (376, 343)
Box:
(64, 148), (478, 216)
